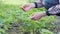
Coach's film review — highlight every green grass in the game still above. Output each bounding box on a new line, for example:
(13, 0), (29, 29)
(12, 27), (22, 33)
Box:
(1, 0), (28, 5)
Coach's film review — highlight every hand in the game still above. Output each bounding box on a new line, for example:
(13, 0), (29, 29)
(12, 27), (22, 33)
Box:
(30, 12), (46, 20)
(20, 3), (35, 12)
(48, 5), (60, 15)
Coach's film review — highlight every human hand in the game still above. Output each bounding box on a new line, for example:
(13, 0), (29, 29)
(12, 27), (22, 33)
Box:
(30, 12), (46, 20)
(20, 3), (35, 12)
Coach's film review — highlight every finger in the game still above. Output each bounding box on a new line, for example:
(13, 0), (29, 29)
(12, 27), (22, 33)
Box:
(20, 5), (27, 11)
(30, 15), (34, 18)
(30, 13), (35, 16)
(31, 18), (38, 20)
(30, 15), (39, 20)
(30, 15), (37, 20)
(20, 7), (26, 11)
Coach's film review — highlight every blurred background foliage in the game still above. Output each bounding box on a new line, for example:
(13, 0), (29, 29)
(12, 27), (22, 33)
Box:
(0, 0), (56, 34)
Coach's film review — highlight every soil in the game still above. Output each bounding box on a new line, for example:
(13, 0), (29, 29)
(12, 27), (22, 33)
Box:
(6, 16), (60, 34)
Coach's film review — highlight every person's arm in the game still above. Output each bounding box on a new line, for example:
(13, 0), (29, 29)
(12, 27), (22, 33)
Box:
(34, 0), (43, 8)
(46, 4), (60, 16)
(30, 4), (60, 20)
(20, 0), (43, 11)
